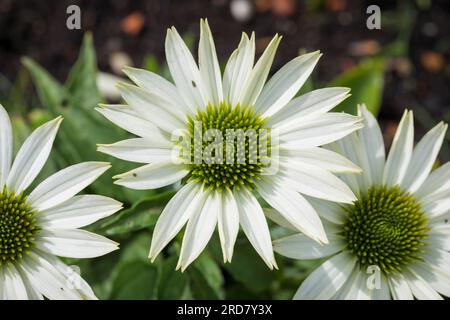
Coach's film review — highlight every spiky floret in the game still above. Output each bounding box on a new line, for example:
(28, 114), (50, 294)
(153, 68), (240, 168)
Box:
(0, 187), (39, 265)
(183, 102), (270, 191)
(343, 186), (429, 274)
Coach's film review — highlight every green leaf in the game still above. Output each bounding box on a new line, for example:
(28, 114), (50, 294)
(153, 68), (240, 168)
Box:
(98, 191), (175, 236)
(65, 33), (100, 111)
(22, 57), (68, 113)
(157, 256), (189, 299)
(220, 239), (276, 294)
(329, 58), (384, 116)
(111, 261), (158, 300)
(188, 251), (224, 299)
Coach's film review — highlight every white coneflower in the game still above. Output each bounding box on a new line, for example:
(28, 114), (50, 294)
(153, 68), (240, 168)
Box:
(274, 104), (450, 300)
(0, 104), (121, 300)
(97, 19), (363, 271)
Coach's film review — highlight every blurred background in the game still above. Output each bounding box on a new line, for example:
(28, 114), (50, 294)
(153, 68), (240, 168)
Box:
(0, 0), (449, 299)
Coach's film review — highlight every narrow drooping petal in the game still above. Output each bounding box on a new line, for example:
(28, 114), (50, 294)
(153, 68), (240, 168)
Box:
(177, 191), (219, 271)
(388, 274), (414, 300)
(294, 251), (357, 300)
(383, 110), (414, 186)
(332, 270), (372, 300)
(166, 27), (206, 110)
(257, 177), (328, 243)
(114, 162), (189, 190)
(280, 161), (357, 204)
(235, 188), (277, 269)
(28, 162), (111, 211)
(96, 104), (168, 140)
(223, 33), (255, 106)
(279, 113), (363, 149)
(401, 122), (448, 193)
(281, 147), (361, 173)
(415, 162), (450, 202)
(0, 103), (13, 186)
(357, 104), (386, 187)
(305, 196), (347, 225)
(37, 229), (119, 259)
(199, 19), (223, 105)
(412, 262), (450, 297)
(19, 252), (82, 300)
(6, 117), (62, 194)
(38, 195), (122, 229)
(239, 35), (281, 107)
(123, 66), (191, 116)
(149, 183), (206, 260)
(217, 189), (240, 262)
(118, 83), (185, 133)
(255, 51), (321, 117)
(274, 234), (345, 260)
(268, 87), (350, 127)
(405, 269), (443, 300)
(98, 138), (174, 164)
(1, 264), (28, 300)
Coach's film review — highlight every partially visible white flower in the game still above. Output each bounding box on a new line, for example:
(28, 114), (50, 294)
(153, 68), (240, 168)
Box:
(98, 19), (362, 271)
(274, 104), (450, 300)
(0, 104), (121, 300)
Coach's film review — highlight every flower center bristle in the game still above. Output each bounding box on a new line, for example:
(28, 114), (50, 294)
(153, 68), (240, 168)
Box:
(343, 186), (429, 274)
(183, 102), (270, 191)
(0, 187), (40, 265)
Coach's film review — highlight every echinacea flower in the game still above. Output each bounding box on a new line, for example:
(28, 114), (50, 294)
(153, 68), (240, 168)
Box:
(0, 104), (121, 300)
(274, 104), (450, 300)
(97, 19), (363, 271)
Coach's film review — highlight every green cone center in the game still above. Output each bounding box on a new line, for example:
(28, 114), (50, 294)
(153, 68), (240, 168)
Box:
(343, 186), (429, 274)
(183, 102), (270, 191)
(0, 187), (39, 265)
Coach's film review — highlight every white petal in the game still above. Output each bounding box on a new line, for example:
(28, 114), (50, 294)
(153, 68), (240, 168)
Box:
(17, 269), (44, 300)
(1, 264), (28, 300)
(28, 162), (110, 211)
(114, 162), (189, 190)
(19, 252), (81, 300)
(269, 87), (350, 127)
(294, 251), (357, 300)
(223, 33), (255, 106)
(177, 191), (219, 271)
(357, 104), (386, 187)
(239, 35), (281, 107)
(37, 229), (119, 259)
(0, 103), (13, 186)
(412, 262), (450, 297)
(98, 138), (174, 164)
(166, 27), (206, 110)
(199, 19), (223, 105)
(371, 273), (391, 300)
(279, 113), (364, 149)
(257, 177), (328, 243)
(6, 117), (62, 194)
(118, 83), (185, 133)
(280, 161), (357, 204)
(281, 147), (361, 173)
(255, 51), (321, 117)
(96, 104), (168, 140)
(401, 122), (448, 193)
(305, 196), (347, 225)
(149, 182), (207, 261)
(423, 249), (450, 275)
(38, 195), (122, 229)
(332, 269), (372, 300)
(235, 188), (277, 269)
(415, 162), (450, 201)
(405, 269), (443, 300)
(383, 110), (414, 186)
(123, 66), (191, 116)
(274, 233), (344, 260)
(40, 251), (97, 299)
(217, 188), (240, 262)
(388, 274), (413, 300)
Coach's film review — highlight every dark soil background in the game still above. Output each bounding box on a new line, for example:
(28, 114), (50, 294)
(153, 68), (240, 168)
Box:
(0, 0), (449, 156)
